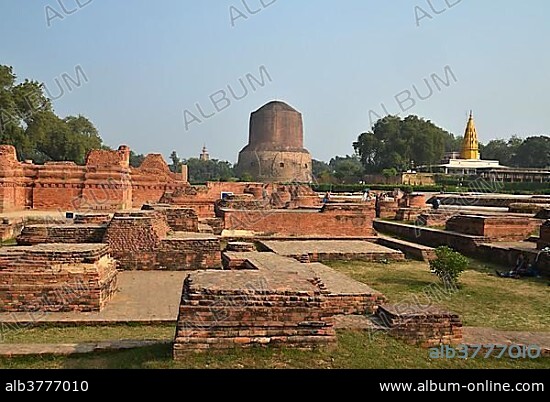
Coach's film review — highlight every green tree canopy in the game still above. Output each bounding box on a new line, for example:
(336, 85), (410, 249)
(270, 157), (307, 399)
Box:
(329, 155), (364, 184)
(312, 159), (334, 183)
(480, 135), (522, 166)
(353, 115), (452, 173)
(0, 64), (102, 164)
(512, 136), (550, 168)
(129, 150), (145, 168)
(184, 158), (235, 183)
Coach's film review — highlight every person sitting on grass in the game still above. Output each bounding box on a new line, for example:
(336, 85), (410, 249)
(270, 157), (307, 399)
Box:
(497, 249), (547, 278)
(496, 253), (527, 278)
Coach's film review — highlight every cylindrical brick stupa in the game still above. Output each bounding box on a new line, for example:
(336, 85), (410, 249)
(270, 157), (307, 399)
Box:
(235, 101), (312, 183)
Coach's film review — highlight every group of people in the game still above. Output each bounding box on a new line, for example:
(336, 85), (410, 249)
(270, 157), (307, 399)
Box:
(496, 248), (548, 279)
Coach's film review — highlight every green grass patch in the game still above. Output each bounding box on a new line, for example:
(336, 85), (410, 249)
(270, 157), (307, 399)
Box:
(0, 259), (548, 368)
(0, 331), (548, 369)
(1, 324), (175, 344)
(326, 260), (550, 331)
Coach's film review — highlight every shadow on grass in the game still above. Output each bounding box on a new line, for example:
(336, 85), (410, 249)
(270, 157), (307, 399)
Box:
(62, 344), (173, 369)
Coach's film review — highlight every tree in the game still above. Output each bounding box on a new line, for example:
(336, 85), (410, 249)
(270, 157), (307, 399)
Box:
(429, 246), (469, 289)
(444, 134), (463, 153)
(481, 135), (523, 166)
(184, 158), (235, 183)
(64, 115), (102, 164)
(169, 151), (181, 173)
(312, 159), (334, 184)
(353, 115), (450, 173)
(511, 136), (550, 168)
(129, 150), (145, 168)
(382, 167), (398, 183)
(0, 64), (103, 164)
(329, 155), (364, 184)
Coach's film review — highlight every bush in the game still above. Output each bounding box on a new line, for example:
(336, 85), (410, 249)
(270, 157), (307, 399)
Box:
(429, 246), (469, 288)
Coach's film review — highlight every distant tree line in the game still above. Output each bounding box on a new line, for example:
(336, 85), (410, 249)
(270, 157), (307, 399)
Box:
(480, 136), (550, 169)
(2, 65), (547, 182)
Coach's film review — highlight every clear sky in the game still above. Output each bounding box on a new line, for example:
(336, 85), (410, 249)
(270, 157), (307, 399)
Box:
(1, 0), (549, 163)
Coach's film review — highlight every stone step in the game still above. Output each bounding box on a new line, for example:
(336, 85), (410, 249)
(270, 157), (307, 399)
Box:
(375, 236), (436, 261)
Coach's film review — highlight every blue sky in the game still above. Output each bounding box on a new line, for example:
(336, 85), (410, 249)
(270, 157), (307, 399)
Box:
(1, 0), (549, 162)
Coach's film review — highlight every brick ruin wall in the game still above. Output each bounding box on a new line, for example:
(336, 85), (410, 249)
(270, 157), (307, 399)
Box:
(374, 219), (550, 276)
(174, 275), (335, 355)
(0, 244), (117, 312)
(174, 252), (386, 355)
(221, 203), (376, 237)
(445, 215), (539, 241)
(16, 224), (107, 245)
(142, 204), (199, 232)
(103, 212), (221, 270)
(0, 145), (188, 213)
(11, 208), (220, 271)
(376, 305), (463, 347)
(162, 182), (321, 219)
(373, 220), (486, 255)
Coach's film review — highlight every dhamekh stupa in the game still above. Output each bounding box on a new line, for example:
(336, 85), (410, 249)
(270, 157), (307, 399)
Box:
(236, 101), (313, 183)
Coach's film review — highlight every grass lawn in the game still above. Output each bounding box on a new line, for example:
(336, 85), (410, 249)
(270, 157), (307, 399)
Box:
(0, 324), (175, 344)
(326, 259), (550, 331)
(0, 258), (548, 369)
(0, 330), (548, 369)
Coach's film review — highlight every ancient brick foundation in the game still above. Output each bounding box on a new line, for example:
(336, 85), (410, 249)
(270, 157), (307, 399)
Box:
(17, 224), (106, 245)
(73, 213), (111, 225)
(416, 212), (454, 228)
(258, 240), (404, 263)
(221, 203), (376, 237)
(174, 274), (335, 354)
(377, 200), (399, 219)
(446, 215), (538, 241)
(0, 244), (117, 312)
(141, 204), (199, 232)
(173, 251), (384, 355)
(373, 220), (485, 255)
(376, 305), (463, 347)
(103, 212), (221, 270)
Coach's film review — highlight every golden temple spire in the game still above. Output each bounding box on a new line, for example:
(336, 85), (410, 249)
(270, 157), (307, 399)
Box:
(460, 111), (480, 159)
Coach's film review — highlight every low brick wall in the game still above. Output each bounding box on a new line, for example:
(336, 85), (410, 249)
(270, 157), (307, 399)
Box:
(103, 212), (220, 270)
(142, 204), (199, 232)
(416, 212), (453, 228)
(221, 203), (376, 237)
(225, 242), (256, 252)
(376, 305), (463, 347)
(375, 237), (436, 261)
(377, 200), (399, 219)
(200, 217), (224, 235)
(73, 214), (111, 225)
(174, 252), (385, 355)
(173, 274), (336, 355)
(395, 207), (427, 222)
(16, 224), (107, 245)
(373, 219), (486, 255)
(446, 215), (538, 241)
(157, 236), (221, 270)
(0, 244), (117, 312)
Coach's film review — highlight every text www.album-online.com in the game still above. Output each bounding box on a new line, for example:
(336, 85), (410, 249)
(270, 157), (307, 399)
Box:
(379, 380), (545, 392)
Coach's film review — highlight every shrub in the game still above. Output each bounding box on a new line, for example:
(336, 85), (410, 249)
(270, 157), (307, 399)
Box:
(429, 246), (469, 288)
